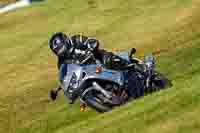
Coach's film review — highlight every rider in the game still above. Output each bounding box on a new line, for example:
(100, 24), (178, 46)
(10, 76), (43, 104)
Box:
(49, 32), (133, 103)
(49, 32), (129, 69)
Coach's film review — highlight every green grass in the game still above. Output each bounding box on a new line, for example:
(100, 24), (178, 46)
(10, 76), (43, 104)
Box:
(0, 0), (200, 133)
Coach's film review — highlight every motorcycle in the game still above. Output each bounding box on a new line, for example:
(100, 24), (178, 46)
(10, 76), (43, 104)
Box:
(50, 48), (172, 112)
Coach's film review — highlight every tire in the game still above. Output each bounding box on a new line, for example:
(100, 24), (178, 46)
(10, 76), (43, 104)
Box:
(85, 95), (112, 113)
(151, 71), (173, 90)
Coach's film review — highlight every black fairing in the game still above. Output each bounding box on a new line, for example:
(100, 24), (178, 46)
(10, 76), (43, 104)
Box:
(59, 64), (68, 83)
(127, 72), (145, 99)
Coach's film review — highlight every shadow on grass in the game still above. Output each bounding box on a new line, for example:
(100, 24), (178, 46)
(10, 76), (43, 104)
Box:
(30, 0), (44, 2)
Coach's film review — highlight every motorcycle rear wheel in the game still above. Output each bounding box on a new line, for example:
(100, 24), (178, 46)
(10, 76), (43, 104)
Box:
(151, 71), (173, 91)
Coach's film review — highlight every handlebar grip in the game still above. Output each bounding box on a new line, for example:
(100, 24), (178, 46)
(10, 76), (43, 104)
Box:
(81, 53), (93, 64)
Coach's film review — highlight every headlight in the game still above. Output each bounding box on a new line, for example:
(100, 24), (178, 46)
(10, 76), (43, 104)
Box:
(63, 73), (79, 100)
(68, 73), (78, 91)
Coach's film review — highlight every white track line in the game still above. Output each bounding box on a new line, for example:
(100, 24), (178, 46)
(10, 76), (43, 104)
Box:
(0, 0), (31, 14)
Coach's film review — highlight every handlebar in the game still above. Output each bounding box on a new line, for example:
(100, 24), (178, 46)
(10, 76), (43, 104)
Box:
(80, 50), (95, 64)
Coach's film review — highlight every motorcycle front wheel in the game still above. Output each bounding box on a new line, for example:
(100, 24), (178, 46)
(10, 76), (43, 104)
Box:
(84, 93), (112, 113)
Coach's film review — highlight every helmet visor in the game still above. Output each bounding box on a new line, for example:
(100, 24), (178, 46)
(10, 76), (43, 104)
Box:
(52, 37), (66, 56)
(57, 45), (66, 56)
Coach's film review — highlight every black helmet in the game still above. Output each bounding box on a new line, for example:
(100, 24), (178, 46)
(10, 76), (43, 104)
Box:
(49, 32), (73, 57)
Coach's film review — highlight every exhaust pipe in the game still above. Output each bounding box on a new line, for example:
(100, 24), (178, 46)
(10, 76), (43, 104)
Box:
(92, 82), (112, 99)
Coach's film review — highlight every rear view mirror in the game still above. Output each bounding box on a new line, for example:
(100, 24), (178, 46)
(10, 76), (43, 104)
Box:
(130, 48), (136, 54)
(129, 48), (136, 58)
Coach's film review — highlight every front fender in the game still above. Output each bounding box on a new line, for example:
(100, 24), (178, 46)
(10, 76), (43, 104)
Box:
(79, 65), (124, 89)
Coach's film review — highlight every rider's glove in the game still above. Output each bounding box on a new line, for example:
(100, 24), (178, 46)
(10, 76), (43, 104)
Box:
(87, 39), (99, 52)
